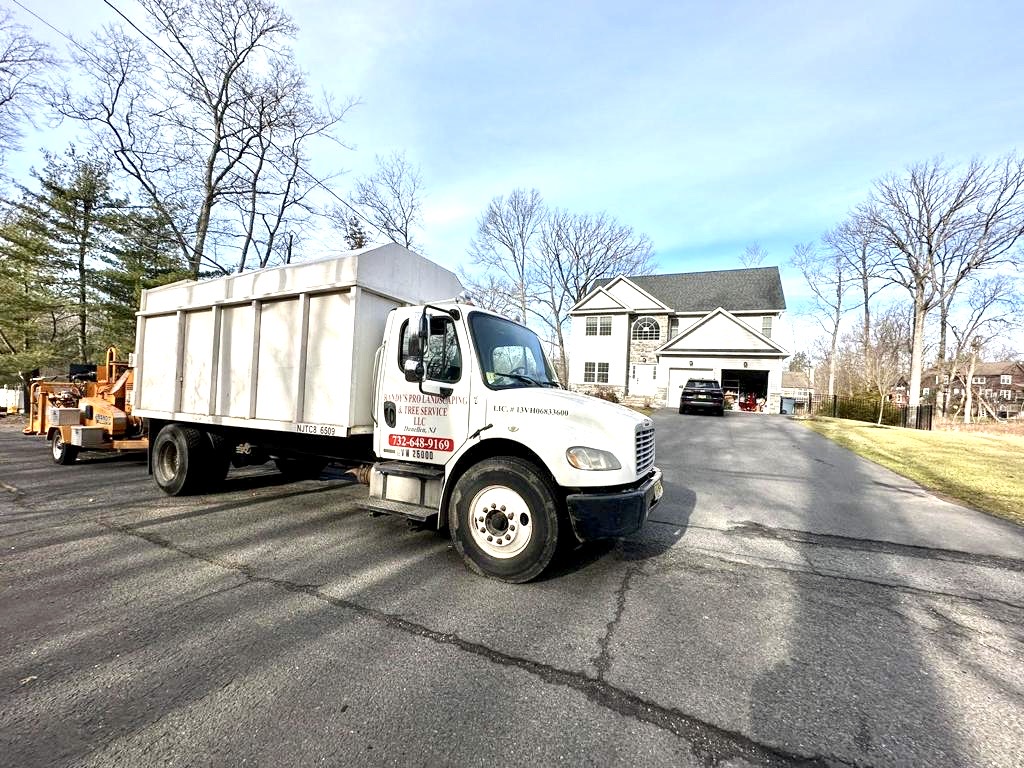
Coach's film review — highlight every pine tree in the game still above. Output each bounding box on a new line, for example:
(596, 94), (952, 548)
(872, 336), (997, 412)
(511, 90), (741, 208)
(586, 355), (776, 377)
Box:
(0, 210), (74, 386)
(344, 215), (368, 250)
(13, 147), (122, 362)
(93, 207), (190, 352)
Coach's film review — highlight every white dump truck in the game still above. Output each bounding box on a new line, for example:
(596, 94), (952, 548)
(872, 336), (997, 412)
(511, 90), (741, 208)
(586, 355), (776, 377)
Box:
(133, 244), (661, 581)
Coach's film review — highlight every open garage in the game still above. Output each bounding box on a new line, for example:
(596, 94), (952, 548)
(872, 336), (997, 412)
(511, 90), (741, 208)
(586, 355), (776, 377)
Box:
(721, 368), (768, 402)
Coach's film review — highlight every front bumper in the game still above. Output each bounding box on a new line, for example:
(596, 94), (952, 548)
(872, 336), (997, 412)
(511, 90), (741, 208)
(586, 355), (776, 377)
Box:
(565, 467), (663, 541)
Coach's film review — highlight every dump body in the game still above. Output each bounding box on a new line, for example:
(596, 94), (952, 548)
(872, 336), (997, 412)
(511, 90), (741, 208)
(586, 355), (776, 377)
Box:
(133, 244), (464, 436)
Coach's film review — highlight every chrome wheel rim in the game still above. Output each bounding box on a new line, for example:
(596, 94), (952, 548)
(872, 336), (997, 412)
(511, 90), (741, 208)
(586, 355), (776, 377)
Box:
(467, 485), (532, 559)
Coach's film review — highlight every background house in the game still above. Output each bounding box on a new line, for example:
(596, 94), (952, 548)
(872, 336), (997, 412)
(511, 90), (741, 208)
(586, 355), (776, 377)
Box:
(567, 267), (788, 409)
(920, 361), (1024, 418)
(781, 371), (812, 413)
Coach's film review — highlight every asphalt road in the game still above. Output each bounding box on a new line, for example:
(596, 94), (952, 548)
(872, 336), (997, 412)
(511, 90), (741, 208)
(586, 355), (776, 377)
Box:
(1, 411), (1022, 767)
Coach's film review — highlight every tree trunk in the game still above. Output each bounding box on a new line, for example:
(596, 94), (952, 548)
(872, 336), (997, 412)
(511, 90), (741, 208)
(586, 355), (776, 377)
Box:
(827, 328), (837, 398)
(76, 199), (94, 363)
(907, 287), (927, 408)
(964, 353), (978, 424)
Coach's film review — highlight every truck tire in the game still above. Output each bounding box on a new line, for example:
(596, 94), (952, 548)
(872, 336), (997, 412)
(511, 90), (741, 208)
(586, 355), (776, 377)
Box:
(274, 457), (328, 480)
(448, 457), (560, 583)
(51, 433), (79, 465)
(153, 425), (208, 496)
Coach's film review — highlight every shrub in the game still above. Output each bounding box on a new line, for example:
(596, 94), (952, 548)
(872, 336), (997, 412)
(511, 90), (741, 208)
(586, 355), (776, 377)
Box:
(589, 388), (620, 404)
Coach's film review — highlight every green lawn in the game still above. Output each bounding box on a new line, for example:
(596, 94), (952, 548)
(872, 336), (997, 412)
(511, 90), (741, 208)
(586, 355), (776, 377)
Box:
(802, 417), (1024, 526)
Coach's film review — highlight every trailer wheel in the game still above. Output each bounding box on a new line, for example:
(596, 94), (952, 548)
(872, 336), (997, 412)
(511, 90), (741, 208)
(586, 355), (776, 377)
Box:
(51, 433), (79, 465)
(153, 425), (207, 496)
(448, 457), (560, 583)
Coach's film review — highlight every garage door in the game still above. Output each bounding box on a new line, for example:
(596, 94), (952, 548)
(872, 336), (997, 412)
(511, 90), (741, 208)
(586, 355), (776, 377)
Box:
(666, 367), (713, 407)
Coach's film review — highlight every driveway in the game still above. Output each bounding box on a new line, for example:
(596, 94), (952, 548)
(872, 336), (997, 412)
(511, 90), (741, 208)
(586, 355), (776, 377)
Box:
(1, 412), (1022, 767)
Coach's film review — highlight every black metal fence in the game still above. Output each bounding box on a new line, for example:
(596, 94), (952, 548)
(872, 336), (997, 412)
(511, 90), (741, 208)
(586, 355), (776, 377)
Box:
(800, 394), (933, 430)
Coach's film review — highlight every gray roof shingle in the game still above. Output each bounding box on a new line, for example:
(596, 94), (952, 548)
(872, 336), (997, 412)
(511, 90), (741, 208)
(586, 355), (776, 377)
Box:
(597, 266), (786, 312)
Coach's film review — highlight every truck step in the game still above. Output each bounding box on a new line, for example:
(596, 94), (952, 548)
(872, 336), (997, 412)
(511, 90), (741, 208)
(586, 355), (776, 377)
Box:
(374, 461), (444, 480)
(363, 497), (438, 524)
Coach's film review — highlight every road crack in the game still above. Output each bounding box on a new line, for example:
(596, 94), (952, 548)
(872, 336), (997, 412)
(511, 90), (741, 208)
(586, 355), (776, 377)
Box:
(592, 564), (638, 680)
(95, 517), (858, 768)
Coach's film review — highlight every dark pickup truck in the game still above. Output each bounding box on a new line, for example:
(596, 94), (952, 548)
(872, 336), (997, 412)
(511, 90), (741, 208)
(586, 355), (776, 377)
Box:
(679, 378), (725, 416)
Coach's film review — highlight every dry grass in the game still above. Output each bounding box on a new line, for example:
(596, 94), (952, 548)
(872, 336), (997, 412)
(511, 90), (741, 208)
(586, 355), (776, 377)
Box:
(803, 417), (1024, 526)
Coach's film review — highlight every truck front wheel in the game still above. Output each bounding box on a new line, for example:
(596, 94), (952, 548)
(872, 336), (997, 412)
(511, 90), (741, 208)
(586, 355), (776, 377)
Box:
(448, 457), (560, 583)
(153, 425), (207, 496)
(51, 433), (79, 465)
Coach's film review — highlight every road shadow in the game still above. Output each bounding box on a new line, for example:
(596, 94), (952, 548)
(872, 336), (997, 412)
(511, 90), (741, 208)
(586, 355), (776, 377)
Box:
(747, 422), (968, 765)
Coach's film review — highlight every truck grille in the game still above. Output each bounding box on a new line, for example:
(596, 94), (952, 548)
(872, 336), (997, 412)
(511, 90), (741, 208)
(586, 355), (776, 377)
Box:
(635, 423), (655, 476)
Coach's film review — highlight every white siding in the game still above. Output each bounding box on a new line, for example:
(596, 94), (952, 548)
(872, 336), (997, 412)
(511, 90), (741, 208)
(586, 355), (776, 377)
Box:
(568, 313), (628, 386)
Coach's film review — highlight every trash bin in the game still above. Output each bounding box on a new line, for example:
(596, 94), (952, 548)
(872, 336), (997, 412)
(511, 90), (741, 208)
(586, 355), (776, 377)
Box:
(780, 397), (796, 415)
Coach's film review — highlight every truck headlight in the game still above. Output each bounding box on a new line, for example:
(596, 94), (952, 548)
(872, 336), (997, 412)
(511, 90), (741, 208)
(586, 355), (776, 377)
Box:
(566, 446), (621, 471)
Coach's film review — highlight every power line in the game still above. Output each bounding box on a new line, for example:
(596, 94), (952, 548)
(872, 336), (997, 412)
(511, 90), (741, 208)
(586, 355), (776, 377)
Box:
(10, 0), (383, 252)
(8, 0), (99, 62)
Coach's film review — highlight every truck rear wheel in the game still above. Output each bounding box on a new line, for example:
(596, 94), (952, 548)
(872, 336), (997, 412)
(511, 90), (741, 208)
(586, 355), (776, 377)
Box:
(51, 433), (79, 465)
(448, 457), (560, 583)
(153, 425), (208, 496)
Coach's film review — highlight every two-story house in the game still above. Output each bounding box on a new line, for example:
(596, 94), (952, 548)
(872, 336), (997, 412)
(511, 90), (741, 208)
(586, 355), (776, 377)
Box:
(567, 266), (788, 408)
(920, 361), (1024, 417)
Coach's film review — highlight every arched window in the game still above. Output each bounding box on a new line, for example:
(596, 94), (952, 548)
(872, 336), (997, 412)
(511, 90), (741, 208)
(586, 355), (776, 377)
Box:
(631, 316), (660, 341)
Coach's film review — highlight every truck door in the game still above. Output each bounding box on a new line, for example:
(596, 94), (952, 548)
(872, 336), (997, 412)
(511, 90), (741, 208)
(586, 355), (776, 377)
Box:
(375, 308), (471, 467)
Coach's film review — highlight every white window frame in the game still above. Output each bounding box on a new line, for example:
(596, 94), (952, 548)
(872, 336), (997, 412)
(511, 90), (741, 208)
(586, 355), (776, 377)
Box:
(584, 362), (610, 384)
(973, 376), (986, 385)
(1001, 374), (1013, 385)
(631, 316), (660, 341)
(1000, 389), (1012, 400)
(585, 316), (613, 336)
(761, 316), (773, 338)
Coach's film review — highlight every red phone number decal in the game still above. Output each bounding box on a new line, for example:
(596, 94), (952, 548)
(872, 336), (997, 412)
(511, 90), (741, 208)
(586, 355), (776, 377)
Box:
(388, 434), (455, 452)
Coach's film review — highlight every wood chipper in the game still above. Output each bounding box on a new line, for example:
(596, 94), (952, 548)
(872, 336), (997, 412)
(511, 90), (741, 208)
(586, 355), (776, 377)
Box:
(24, 347), (148, 464)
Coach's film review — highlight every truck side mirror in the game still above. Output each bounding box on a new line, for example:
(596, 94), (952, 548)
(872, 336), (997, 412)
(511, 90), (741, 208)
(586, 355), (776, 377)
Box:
(407, 334), (422, 358)
(404, 358), (424, 383)
(418, 312), (429, 343)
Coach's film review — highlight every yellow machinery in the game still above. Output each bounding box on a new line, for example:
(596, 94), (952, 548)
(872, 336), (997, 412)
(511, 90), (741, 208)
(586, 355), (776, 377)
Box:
(24, 347), (148, 464)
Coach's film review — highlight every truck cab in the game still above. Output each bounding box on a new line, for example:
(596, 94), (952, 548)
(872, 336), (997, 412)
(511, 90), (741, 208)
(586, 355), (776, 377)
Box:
(371, 302), (662, 582)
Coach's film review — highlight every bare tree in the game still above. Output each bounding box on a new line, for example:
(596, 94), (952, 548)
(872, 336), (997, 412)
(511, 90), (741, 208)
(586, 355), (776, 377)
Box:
(341, 151), (423, 249)
(740, 241), (767, 267)
(863, 305), (911, 424)
(535, 209), (654, 381)
(863, 154), (1024, 407)
(56, 0), (349, 278)
(826, 216), (886, 360)
(0, 10), (55, 167)
(464, 188), (544, 322)
(948, 276), (1022, 423)
(792, 239), (859, 398)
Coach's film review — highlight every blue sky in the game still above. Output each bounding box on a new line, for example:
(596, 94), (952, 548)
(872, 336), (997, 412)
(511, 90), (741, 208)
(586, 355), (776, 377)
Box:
(9, 0), (1024, 351)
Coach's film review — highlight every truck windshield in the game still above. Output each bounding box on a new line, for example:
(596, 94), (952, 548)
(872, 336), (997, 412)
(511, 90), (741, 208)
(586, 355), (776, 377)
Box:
(469, 312), (560, 389)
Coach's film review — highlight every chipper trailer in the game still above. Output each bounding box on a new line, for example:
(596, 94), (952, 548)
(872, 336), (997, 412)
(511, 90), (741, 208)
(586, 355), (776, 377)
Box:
(24, 346), (147, 464)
